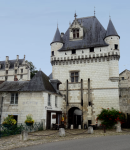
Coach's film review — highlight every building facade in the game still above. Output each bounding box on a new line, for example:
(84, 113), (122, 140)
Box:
(50, 14), (120, 128)
(0, 55), (30, 82)
(119, 70), (130, 113)
(0, 71), (63, 129)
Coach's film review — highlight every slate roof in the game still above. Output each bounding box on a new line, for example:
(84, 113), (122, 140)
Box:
(0, 81), (28, 92)
(20, 71), (57, 93)
(58, 16), (108, 51)
(51, 27), (63, 44)
(106, 19), (119, 38)
(0, 59), (24, 70)
(48, 73), (53, 79)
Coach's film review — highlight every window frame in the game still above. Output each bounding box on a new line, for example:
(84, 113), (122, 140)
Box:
(52, 51), (54, 56)
(55, 96), (58, 107)
(115, 44), (118, 50)
(70, 71), (79, 83)
(15, 69), (17, 74)
(20, 75), (23, 79)
(90, 47), (94, 52)
(48, 94), (51, 106)
(73, 29), (79, 39)
(72, 50), (76, 54)
(5, 76), (8, 81)
(10, 93), (18, 105)
(122, 77), (124, 80)
(21, 69), (23, 73)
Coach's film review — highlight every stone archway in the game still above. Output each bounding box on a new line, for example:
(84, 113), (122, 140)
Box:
(68, 107), (82, 129)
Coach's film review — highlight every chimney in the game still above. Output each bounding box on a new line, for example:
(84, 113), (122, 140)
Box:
(61, 32), (64, 38)
(6, 56), (9, 62)
(17, 55), (19, 60)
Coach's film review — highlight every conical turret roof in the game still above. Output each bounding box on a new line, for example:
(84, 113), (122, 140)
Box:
(51, 27), (62, 44)
(106, 19), (120, 38)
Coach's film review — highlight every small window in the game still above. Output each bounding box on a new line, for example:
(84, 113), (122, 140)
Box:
(122, 77), (124, 80)
(55, 96), (57, 107)
(73, 29), (79, 39)
(72, 50), (76, 54)
(52, 51), (54, 56)
(15, 70), (17, 74)
(6, 70), (8, 74)
(115, 44), (118, 50)
(71, 72), (79, 83)
(5, 76), (8, 81)
(48, 94), (51, 106)
(90, 47), (94, 52)
(10, 93), (18, 104)
(6, 64), (8, 68)
(20, 75), (23, 79)
(15, 64), (17, 67)
(21, 69), (23, 73)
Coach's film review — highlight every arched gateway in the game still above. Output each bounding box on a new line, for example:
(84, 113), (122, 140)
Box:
(68, 107), (82, 129)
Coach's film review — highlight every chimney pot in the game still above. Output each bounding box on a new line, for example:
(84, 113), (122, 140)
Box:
(6, 56), (9, 62)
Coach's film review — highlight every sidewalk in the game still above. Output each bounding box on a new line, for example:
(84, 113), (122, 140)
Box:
(1, 129), (130, 150)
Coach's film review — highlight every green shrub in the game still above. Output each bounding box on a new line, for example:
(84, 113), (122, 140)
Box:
(97, 108), (125, 129)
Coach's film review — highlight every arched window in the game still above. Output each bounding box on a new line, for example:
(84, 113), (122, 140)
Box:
(73, 29), (79, 39)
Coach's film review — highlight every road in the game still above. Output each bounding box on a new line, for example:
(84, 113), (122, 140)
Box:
(13, 135), (130, 150)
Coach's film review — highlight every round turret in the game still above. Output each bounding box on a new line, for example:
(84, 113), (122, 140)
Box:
(50, 27), (63, 57)
(104, 19), (120, 51)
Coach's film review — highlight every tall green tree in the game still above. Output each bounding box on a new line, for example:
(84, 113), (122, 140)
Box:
(26, 61), (38, 79)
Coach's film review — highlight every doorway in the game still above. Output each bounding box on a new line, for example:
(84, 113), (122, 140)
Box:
(68, 107), (82, 129)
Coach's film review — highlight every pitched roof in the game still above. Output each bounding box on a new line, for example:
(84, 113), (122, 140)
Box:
(0, 81), (28, 92)
(0, 59), (24, 70)
(51, 27), (63, 44)
(106, 19), (119, 38)
(119, 69), (130, 75)
(20, 71), (57, 93)
(59, 16), (108, 51)
(48, 73), (53, 79)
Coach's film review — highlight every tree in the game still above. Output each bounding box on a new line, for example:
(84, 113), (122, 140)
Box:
(26, 61), (38, 79)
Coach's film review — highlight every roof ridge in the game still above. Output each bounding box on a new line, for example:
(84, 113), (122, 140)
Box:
(77, 16), (94, 19)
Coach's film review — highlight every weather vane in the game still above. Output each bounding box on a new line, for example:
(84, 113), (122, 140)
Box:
(74, 11), (77, 19)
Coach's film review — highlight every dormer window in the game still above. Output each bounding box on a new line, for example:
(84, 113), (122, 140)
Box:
(6, 64), (8, 68)
(15, 64), (17, 67)
(73, 29), (79, 39)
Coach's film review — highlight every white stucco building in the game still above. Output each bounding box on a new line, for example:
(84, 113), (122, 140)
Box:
(0, 55), (30, 82)
(0, 71), (63, 129)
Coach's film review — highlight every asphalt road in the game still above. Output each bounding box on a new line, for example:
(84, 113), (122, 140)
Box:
(13, 135), (130, 150)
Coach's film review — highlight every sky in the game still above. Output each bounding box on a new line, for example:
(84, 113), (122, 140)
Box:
(0, 0), (129, 75)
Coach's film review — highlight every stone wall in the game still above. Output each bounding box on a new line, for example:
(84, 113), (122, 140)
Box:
(51, 35), (120, 127)
(119, 70), (130, 114)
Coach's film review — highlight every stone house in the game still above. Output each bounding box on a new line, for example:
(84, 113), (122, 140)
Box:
(50, 14), (120, 128)
(0, 55), (30, 82)
(119, 69), (130, 127)
(0, 71), (63, 129)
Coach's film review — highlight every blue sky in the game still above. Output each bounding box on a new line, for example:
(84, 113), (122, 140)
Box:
(0, 0), (129, 75)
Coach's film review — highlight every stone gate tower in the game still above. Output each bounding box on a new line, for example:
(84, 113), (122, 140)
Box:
(50, 14), (120, 128)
